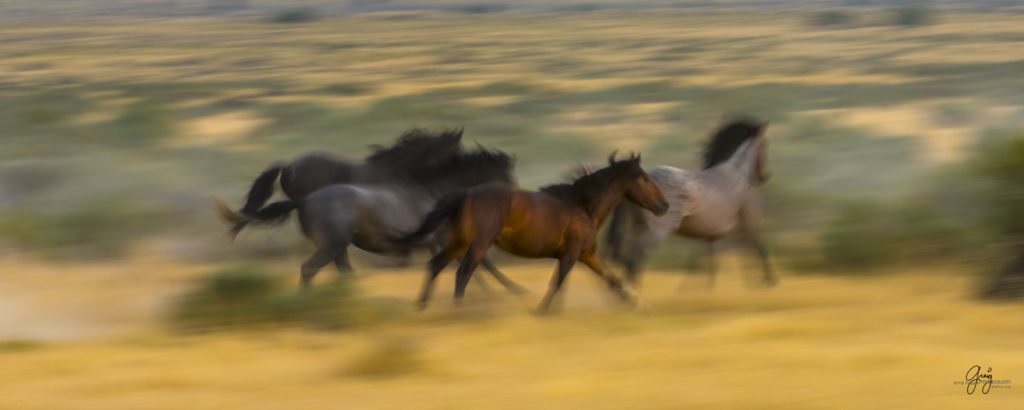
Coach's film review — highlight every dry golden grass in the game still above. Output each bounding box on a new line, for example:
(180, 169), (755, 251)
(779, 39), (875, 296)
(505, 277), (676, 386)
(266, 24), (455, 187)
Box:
(0, 254), (1021, 409)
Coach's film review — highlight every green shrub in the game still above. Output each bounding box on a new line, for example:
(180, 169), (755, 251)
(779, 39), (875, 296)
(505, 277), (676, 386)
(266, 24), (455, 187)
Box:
(973, 132), (1024, 239)
(267, 8), (320, 23)
(892, 6), (933, 27)
(818, 199), (976, 271)
(821, 201), (898, 270)
(809, 10), (857, 27)
(168, 265), (355, 333)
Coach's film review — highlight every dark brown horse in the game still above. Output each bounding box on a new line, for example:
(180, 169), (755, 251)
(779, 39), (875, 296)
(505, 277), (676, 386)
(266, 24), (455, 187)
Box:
(223, 128), (464, 239)
(400, 152), (669, 312)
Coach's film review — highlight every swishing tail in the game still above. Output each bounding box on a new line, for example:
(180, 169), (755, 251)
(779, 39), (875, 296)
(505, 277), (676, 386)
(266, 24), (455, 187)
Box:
(214, 198), (299, 240)
(397, 190), (466, 246)
(215, 163), (285, 239)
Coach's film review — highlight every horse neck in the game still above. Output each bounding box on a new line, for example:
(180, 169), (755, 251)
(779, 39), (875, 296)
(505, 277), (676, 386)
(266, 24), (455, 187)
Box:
(576, 179), (629, 227)
(705, 138), (759, 195)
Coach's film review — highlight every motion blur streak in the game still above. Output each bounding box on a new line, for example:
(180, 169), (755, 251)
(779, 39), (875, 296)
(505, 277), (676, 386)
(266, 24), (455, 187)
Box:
(1, 1), (1023, 409)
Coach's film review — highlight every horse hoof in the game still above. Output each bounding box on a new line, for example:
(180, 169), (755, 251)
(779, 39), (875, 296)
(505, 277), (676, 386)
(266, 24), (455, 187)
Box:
(761, 278), (779, 288)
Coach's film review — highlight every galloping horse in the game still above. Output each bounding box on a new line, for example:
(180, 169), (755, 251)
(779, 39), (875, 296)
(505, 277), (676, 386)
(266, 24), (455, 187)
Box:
(605, 117), (777, 289)
(217, 147), (526, 292)
(222, 128), (464, 239)
(401, 152), (669, 313)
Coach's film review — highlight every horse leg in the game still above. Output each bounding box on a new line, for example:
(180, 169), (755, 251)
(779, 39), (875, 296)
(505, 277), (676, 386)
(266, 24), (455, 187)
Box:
(579, 251), (637, 307)
(536, 250), (579, 314)
(481, 256), (529, 295)
(300, 248), (334, 290)
(749, 237), (777, 288)
(737, 194), (776, 287)
(458, 256), (495, 295)
(333, 245), (353, 275)
(417, 243), (464, 310)
(696, 240), (718, 292)
(453, 244), (488, 306)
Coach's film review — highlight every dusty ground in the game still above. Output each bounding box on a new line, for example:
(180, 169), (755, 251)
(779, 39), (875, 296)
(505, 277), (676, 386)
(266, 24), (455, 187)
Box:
(1, 254), (1021, 409)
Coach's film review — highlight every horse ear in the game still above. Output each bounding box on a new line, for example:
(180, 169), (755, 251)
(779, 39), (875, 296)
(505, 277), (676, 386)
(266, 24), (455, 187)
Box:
(608, 149), (619, 165)
(634, 152), (642, 163)
(453, 127), (465, 140)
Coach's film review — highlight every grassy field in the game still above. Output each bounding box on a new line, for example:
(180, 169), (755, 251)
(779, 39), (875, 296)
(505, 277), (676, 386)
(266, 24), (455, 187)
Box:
(2, 5), (1024, 408)
(1, 257), (1022, 409)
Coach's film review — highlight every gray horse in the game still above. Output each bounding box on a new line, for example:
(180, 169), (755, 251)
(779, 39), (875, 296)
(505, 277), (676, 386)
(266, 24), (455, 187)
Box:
(605, 118), (778, 289)
(217, 147), (528, 292)
(223, 128), (464, 239)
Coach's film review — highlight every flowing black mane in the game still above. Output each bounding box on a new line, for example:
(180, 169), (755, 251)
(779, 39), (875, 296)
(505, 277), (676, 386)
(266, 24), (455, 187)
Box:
(406, 145), (516, 193)
(365, 128), (464, 170)
(540, 160), (634, 207)
(702, 117), (765, 169)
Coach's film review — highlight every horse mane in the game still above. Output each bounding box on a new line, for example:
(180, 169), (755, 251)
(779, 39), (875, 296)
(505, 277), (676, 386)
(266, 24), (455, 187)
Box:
(405, 145), (515, 190)
(540, 160), (631, 206)
(364, 127), (464, 169)
(701, 116), (765, 169)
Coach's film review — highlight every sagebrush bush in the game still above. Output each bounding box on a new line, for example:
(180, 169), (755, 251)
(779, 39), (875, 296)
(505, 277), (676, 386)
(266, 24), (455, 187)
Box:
(267, 8), (320, 23)
(168, 265), (355, 333)
(809, 10), (857, 27)
(821, 201), (898, 270)
(973, 132), (1024, 240)
(892, 6), (933, 27)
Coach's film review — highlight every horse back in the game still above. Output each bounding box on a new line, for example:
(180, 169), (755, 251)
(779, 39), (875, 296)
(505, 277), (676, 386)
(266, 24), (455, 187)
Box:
(282, 152), (356, 199)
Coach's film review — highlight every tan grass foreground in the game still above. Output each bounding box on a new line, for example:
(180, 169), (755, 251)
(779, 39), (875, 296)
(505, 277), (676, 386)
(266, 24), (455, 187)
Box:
(0, 255), (1021, 409)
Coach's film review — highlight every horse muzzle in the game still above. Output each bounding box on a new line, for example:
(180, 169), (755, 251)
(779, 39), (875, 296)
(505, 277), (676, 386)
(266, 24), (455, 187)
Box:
(652, 199), (669, 216)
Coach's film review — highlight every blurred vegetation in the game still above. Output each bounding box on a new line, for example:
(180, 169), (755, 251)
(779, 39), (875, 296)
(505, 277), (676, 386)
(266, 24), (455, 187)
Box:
(168, 264), (357, 332)
(266, 7), (320, 23)
(0, 10), (1021, 280)
(892, 6), (935, 26)
(971, 132), (1024, 240)
(0, 196), (170, 260)
(809, 10), (858, 27)
(343, 336), (424, 378)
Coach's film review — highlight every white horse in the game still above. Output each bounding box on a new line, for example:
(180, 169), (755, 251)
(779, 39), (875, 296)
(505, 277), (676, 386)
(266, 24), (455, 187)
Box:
(605, 118), (777, 289)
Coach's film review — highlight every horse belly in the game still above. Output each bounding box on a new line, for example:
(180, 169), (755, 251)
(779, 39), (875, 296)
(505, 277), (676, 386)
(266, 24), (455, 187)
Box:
(676, 211), (737, 240)
(493, 223), (562, 258)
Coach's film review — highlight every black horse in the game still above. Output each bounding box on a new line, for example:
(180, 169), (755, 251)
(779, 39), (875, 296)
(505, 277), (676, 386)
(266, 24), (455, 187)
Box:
(222, 128), (464, 239)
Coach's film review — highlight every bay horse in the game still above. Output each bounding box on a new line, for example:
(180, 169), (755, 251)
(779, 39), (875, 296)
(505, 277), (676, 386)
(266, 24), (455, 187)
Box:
(400, 152), (669, 313)
(604, 117), (778, 289)
(222, 128), (464, 239)
(217, 147), (527, 292)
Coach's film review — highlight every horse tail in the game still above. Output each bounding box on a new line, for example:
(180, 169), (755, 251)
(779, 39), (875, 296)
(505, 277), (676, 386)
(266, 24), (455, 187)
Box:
(216, 163), (285, 239)
(398, 190), (466, 245)
(241, 163), (285, 215)
(214, 197), (299, 240)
